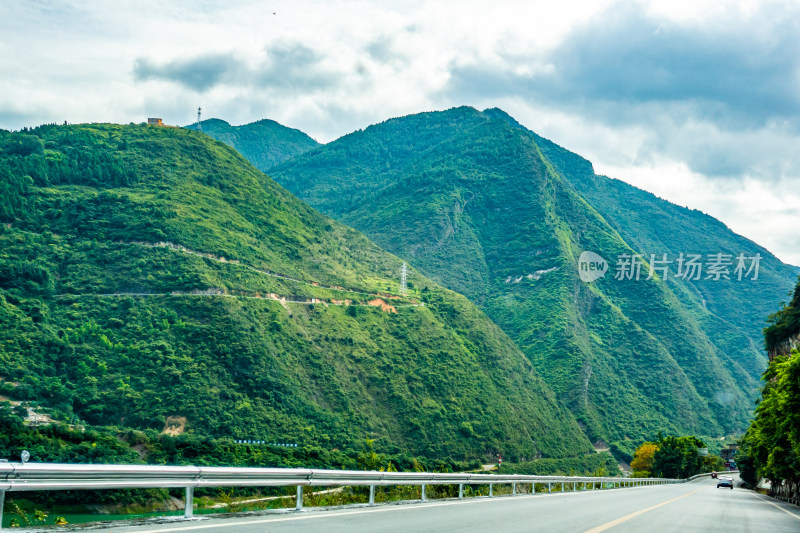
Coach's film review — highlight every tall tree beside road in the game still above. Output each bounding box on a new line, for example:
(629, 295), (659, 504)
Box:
(740, 276), (800, 487)
(740, 347), (800, 487)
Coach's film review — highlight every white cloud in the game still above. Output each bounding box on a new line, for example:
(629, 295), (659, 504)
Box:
(0, 0), (798, 265)
(593, 160), (800, 266)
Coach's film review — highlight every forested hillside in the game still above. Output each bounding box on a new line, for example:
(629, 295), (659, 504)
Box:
(0, 123), (594, 463)
(184, 118), (319, 171)
(268, 107), (798, 458)
(485, 108), (798, 380)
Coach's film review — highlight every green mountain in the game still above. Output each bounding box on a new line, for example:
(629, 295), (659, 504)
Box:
(184, 118), (320, 170)
(487, 108), (798, 380)
(0, 123), (593, 462)
(267, 107), (799, 458)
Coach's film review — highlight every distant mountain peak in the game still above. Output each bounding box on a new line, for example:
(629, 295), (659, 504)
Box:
(182, 117), (320, 171)
(197, 118), (231, 128)
(481, 107), (524, 128)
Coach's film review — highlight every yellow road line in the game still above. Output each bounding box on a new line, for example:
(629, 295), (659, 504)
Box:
(583, 487), (705, 533)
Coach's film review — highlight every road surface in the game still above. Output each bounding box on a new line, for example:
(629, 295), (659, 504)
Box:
(102, 476), (799, 532)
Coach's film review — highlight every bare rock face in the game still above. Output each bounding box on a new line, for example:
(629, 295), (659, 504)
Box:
(769, 332), (800, 361)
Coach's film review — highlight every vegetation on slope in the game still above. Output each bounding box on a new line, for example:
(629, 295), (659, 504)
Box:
(268, 107), (790, 459)
(0, 123), (593, 463)
(763, 278), (800, 358)
(513, 114), (798, 381)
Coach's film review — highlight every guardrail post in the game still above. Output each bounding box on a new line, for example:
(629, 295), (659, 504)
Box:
(489, 484), (494, 497)
(296, 485), (304, 510)
(548, 482), (551, 493)
(184, 487), (194, 518)
(421, 484), (427, 502)
(513, 482), (517, 495)
(1, 490), (5, 532)
(459, 483), (464, 499)
(369, 485), (375, 505)
(573, 482), (576, 491)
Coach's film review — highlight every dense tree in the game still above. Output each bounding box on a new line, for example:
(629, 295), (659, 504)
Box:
(740, 349), (800, 487)
(650, 435), (706, 479)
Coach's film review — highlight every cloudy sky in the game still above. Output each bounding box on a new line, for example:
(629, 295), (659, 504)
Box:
(2, 0), (799, 266)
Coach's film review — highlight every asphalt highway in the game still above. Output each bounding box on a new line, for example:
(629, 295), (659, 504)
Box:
(105, 475), (800, 532)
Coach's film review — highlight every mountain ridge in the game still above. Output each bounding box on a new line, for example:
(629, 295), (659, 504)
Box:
(184, 117), (320, 171)
(258, 106), (797, 458)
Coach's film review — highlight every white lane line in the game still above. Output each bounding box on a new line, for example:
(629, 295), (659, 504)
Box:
(752, 493), (800, 521)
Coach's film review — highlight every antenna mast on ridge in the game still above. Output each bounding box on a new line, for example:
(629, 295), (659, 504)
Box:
(400, 263), (408, 296)
(196, 107), (202, 131)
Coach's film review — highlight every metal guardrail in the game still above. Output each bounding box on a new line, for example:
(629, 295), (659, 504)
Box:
(0, 462), (684, 527)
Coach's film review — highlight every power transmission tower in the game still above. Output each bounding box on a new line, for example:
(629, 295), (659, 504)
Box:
(400, 263), (408, 295)
(197, 107), (202, 131)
